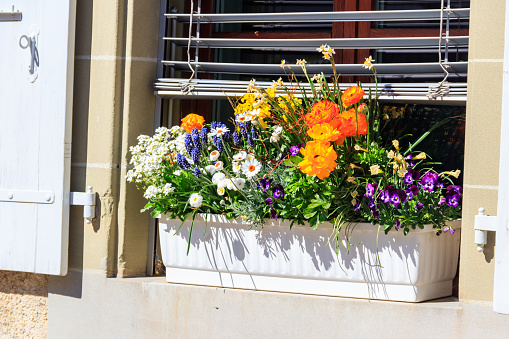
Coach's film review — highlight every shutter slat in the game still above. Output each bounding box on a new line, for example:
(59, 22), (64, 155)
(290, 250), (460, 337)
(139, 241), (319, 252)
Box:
(164, 36), (469, 50)
(164, 61), (468, 76)
(153, 78), (467, 104)
(167, 9), (470, 23)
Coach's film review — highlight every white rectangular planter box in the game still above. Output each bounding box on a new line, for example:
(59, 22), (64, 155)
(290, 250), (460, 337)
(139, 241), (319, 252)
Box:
(159, 214), (461, 302)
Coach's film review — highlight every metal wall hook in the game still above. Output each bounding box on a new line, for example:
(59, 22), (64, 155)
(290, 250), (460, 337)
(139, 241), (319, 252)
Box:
(19, 30), (39, 81)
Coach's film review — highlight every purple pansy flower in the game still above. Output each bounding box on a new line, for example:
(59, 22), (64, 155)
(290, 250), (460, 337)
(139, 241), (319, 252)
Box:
(265, 197), (273, 205)
(395, 219), (401, 230)
(404, 169), (421, 185)
(420, 172), (439, 192)
(446, 194), (461, 208)
(446, 185), (463, 196)
(258, 178), (273, 192)
(439, 197), (446, 205)
(406, 185), (419, 200)
(415, 202), (424, 211)
(380, 186), (393, 203)
(272, 184), (285, 199)
(270, 208), (278, 219)
(390, 189), (407, 207)
(364, 183), (378, 198)
(290, 146), (300, 156)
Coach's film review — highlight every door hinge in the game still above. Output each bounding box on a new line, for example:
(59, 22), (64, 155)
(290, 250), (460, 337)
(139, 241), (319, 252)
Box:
(474, 207), (503, 252)
(70, 186), (96, 224)
(0, 6), (22, 22)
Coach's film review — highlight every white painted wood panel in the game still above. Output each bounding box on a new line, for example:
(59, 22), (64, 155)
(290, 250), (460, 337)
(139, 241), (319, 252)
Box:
(0, 0), (76, 275)
(493, 0), (509, 314)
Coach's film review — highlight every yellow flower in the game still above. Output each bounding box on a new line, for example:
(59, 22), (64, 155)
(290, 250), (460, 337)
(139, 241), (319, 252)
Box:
(349, 163), (362, 170)
(397, 167), (408, 178)
(395, 154), (403, 163)
(370, 165), (383, 176)
(347, 176), (357, 184)
(351, 198), (358, 206)
(363, 55), (375, 70)
(247, 78), (257, 92)
(354, 145), (368, 152)
(444, 169), (461, 178)
(392, 140), (399, 150)
(387, 150), (395, 159)
(296, 59), (307, 68)
(351, 191), (359, 198)
(316, 44), (335, 61)
(307, 123), (343, 142)
(280, 59), (286, 68)
(311, 74), (321, 82)
(413, 152), (427, 160)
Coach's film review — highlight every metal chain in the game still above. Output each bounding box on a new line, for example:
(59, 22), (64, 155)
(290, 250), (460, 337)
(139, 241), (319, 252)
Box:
(428, 0), (451, 99)
(180, 0), (196, 95)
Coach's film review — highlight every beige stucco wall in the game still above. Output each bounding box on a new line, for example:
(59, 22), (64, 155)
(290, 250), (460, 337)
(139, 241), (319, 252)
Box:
(0, 271), (48, 338)
(459, 0), (506, 301)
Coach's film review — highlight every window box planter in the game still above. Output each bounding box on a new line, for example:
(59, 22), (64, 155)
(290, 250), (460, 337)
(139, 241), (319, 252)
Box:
(159, 214), (461, 302)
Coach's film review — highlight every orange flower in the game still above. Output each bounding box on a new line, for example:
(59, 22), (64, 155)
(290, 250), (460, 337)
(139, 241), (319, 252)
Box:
(307, 123), (343, 142)
(339, 108), (367, 137)
(341, 86), (365, 108)
(304, 100), (341, 129)
(299, 140), (337, 180)
(181, 114), (205, 133)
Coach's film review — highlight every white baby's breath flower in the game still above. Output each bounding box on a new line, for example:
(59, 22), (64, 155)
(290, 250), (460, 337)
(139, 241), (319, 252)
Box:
(210, 150), (220, 161)
(242, 158), (262, 178)
(162, 183), (175, 195)
(212, 172), (226, 185)
(205, 165), (217, 174)
(189, 193), (203, 208)
(214, 161), (224, 171)
(143, 185), (159, 200)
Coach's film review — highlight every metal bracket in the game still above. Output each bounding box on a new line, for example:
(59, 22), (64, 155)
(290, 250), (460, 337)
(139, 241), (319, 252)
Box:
(70, 186), (96, 224)
(475, 207), (498, 252)
(0, 5), (22, 22)
(0, 189), (55, 204)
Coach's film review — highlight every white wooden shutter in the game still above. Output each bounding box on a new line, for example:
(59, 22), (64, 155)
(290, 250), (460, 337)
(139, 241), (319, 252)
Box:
(0, 0), (76, 275)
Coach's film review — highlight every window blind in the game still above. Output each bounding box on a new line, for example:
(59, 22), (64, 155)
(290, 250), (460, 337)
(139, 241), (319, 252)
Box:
(155, 4), (469, 103)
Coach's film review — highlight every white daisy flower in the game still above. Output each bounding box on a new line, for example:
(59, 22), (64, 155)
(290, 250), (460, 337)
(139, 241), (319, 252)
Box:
(241, 158), (261, 178)
(235, 113), (252, 124)
(214, 161), (224, 171)
(205, 165), (217, 174)
(233, 151), (247, 161)
(209, 126), (230, 137)
(232, 161), (242, 173)
(189, 193), (203, 208)
(247, 153), (256, 161)
(210, 150), (220, 161)
(212, 172), (226, 185)
(217, 187), (226, 196)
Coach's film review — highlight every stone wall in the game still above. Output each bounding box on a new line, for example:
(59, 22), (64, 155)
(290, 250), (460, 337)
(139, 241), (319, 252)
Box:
(0, 271), (48, 338)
